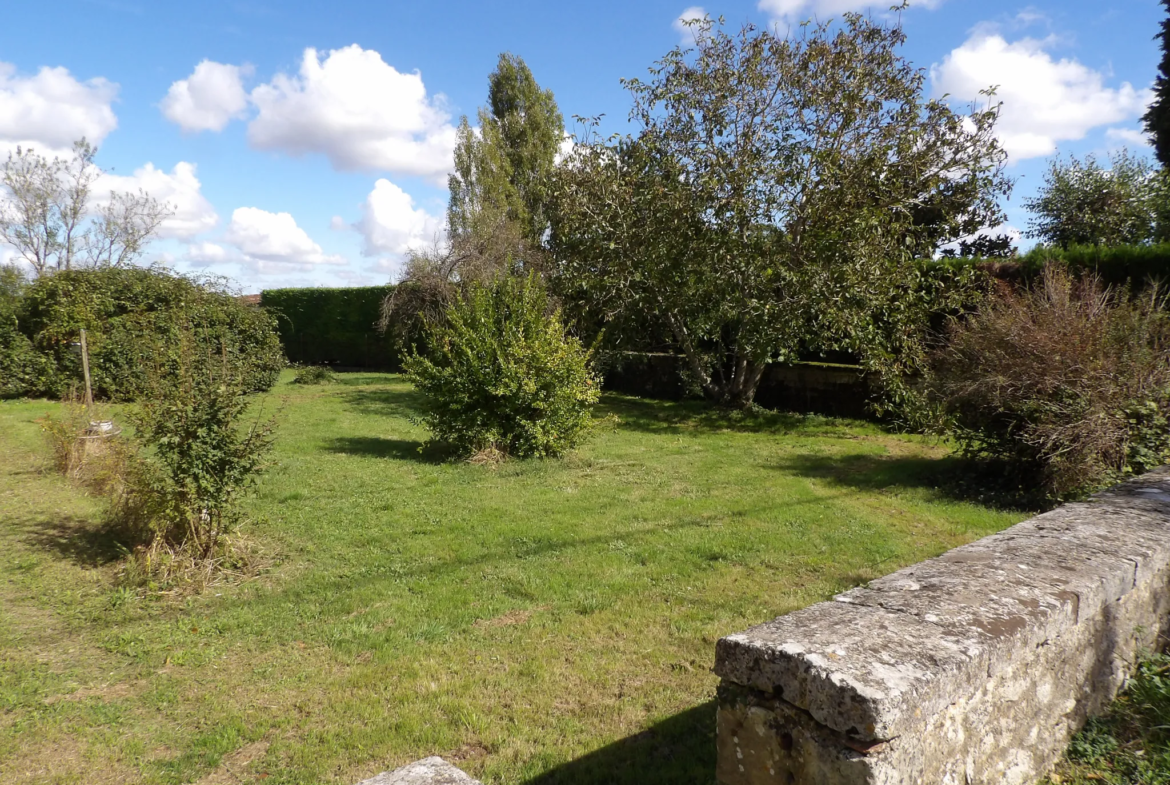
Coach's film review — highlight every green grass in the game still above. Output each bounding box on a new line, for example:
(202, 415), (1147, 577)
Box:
(0, 371), (1022, 784)
(1044, 653), (1170, 785)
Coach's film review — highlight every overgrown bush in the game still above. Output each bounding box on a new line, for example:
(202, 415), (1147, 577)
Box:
(926, 265), (1170, 501)
(405, 273), (599, 459)
(4, 266), (284, 400)
(292, 365), (336, 385)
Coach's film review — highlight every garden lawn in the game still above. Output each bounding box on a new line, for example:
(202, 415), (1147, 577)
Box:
(0, 371), (1023, 785)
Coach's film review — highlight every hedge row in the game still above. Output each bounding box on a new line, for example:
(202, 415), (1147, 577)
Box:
(260, 286), (398, 369)
(2, 267), (284, 400)
(927, 243), (1170, 289)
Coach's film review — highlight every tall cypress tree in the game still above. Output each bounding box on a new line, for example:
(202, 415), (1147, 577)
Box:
(447, 54), (564, 243)
(1144, 0), (1170, 167)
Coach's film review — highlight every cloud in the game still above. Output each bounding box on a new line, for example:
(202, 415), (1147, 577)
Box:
(0, 62), (118, 156)
(352, 178), (443, 258)
(1106, 127), (1152, 148)
(674, 6), (707, 45)
(96, 161), (218, 239)
(931, 30), (1151, 161)
(161, 60), (253, 133)
(247, 45), (457, 179)
(185, 241), (229, 264)
(758, 0), (942, 23)
(224, 207), (345, 269)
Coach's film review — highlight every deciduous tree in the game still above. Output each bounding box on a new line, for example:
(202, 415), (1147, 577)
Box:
(550, 14), (1007, 408)
(0, 140), (171, 276)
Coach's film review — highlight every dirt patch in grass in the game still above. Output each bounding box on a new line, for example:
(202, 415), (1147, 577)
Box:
(192, 740), (271, 785)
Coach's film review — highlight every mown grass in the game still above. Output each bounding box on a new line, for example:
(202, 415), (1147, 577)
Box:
(0, 371), (1022, 784)
(1045, 653), (1170, 785)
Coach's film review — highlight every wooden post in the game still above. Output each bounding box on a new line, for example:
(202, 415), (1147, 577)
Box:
(79, 329), (94, 409)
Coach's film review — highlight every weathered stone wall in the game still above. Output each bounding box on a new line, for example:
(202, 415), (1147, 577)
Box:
(714, 469), (1170, 785)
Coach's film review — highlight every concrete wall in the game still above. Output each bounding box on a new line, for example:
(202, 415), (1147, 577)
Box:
(714, 468), (1170, 785)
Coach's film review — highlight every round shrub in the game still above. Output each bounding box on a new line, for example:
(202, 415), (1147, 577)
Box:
(404, 273), (600, 459)
(926, 265), (1170, 502)
(6, 267), (284, 400)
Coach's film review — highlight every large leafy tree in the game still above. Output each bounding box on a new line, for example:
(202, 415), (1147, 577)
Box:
(1145, 0), (1170, 167)
(550, 14), (1007, 408)
(447, 53), (564, 244)
(1024, 150), (1162, 248)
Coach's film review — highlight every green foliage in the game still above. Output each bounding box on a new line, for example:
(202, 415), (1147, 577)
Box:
(1048, 653), (1170, 784)
(926, 266), (1170, 503)
(1017, 243), (1170, 289)
(448, 53), (564, 244)
(126, 328), (278, 559)
(1145, 0), (1170, 168)
(550, 15), (1006, 408)
(292, 365), (337, 385)
(1024, 150), (1164, 248)
(260, 286), (397, 368)
(6, 267), (283, 400)
(404, 273), (600, 459)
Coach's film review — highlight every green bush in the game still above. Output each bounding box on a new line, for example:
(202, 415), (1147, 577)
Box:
(405, 273), (600, 459)
(123, 327), (279, 561)
(3, 267), (284, 400)
(926, 265), (1170, 502)
(260, 286), (397, 368)
(292, 365), (336, 385)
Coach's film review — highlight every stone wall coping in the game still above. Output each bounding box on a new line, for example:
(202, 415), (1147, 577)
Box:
(714, 469), (1170, 743)
(355, 757), (482, 785)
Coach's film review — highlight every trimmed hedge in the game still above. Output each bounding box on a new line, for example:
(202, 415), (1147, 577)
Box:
(924, 244), (1170, 290)
(3, 267), (284, 400)
(260, 286), (398, 369)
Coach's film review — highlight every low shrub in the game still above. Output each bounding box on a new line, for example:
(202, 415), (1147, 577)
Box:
(125, 328), (279, 560)
(405, 272), (600, 459)
(292, 365), (336, 385)
(926, 265), (1170, 502)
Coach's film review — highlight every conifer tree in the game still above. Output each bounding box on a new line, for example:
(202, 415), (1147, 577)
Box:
(1144, 0), (1170, 167)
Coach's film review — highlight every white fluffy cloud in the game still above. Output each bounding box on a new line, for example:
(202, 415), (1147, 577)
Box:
(353, 178), (442, 258)
(247, 45), (457, 179)
(96, 161), (218, 239)
(931, 31), (1151, 161)
(1107, 127), (1152, 148)
(161, 60), (253, 133)
(758, 0), (941, 23)
(674, 6), (707, 44)
(185, 241), (229, 264)
(0, 62), (118, 156)
(224, 207), (345, 268)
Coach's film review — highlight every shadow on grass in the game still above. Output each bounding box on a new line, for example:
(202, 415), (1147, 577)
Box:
(17, 513), (127, 567)
(598, 394), (855, 437)
(524, 701), (716, 785)
(339, 385), (427, 420)
(323, 436), (447, 464)
(773, 452), (1041, 512)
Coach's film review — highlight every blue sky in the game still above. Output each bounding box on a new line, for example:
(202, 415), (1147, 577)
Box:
(0, 0), (1159, 292)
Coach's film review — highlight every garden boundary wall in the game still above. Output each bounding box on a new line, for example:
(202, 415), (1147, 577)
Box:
(602, 353), (875, 419)
(714, 467), (1170, 784)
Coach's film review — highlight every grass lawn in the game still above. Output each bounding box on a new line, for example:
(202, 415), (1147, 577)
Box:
(0, 371), (1023, 785)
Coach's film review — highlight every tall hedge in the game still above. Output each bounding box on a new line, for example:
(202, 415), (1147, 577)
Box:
(2, 267), (284, 400)
(925, 244), (1170, 290)
(260, 286), (398, 368)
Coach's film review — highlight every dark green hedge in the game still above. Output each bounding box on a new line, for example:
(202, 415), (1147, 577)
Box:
(260, 286), (398, 369)
(925, 244), (1170, 290)
(2, 267), (284, 400)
